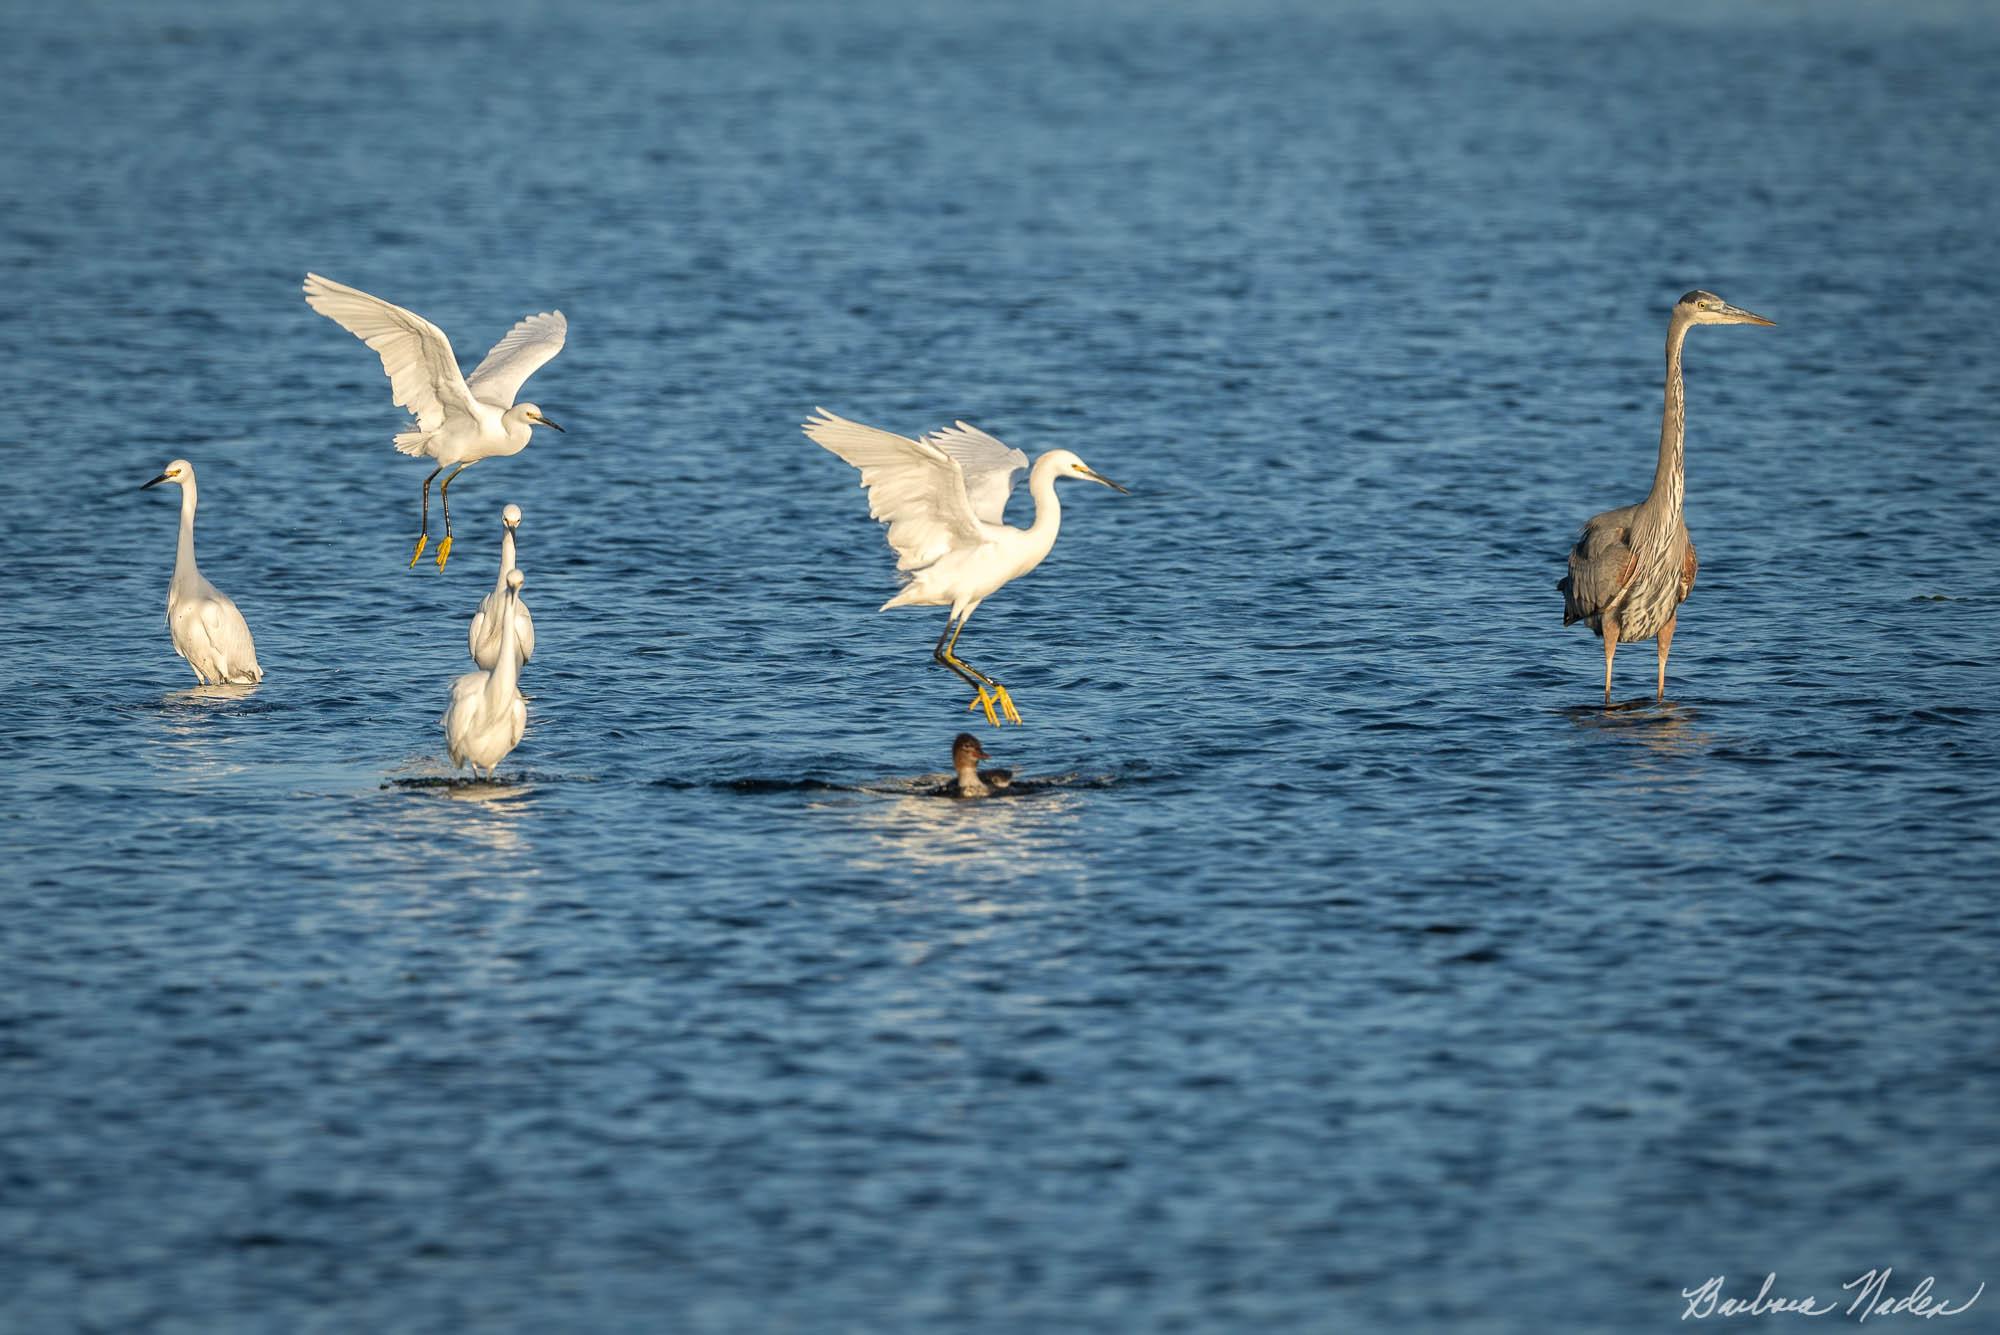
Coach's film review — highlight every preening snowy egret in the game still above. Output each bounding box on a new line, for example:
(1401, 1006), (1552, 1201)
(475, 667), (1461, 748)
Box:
(804, 408), (1127, 727)
(946, 732), (1013, 797)
(444, 568), (528, 777)
(141, 459), (264, 686)
(468, 504), (535, 670)
(1558, 290), (1773, 702)
(302, 273), (566, 570)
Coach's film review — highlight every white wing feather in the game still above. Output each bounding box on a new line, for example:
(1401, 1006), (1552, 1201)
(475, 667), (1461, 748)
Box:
(804, 408), (988, 571)
(302, 273), (481, 436)
(920, 421), (1028, 526)
(466, 311), (567, 407)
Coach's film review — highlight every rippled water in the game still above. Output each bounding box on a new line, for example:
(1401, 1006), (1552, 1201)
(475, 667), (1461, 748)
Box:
(3, 1), (1997, 1330)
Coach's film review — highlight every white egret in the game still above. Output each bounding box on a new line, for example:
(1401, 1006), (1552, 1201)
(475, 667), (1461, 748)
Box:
(302, 273), (567, 569)
(804, 408), (1127, 726)
(467, 504), (535, 670)
(945, 732), (1013, 797)
(141, 459), (264, 686)
(444, 568), (528, 778)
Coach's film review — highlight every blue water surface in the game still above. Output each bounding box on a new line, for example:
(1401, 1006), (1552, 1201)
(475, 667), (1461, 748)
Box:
(1, 1), (1996, 1330)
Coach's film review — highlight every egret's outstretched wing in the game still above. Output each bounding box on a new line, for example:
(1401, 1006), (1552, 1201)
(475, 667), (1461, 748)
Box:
(804, 408), (987, 571)
(466, 311), (567, 407)
(920, 421), (1028, 526)
(302, 273), (481, 436)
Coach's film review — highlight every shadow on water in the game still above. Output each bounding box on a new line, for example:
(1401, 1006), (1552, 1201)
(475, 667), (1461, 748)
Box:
(161, 683), (261, 705)
(385, 775), (545, 802)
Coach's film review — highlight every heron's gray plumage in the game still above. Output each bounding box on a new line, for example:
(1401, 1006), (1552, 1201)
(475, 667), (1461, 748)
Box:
(1558, 290), (1771, 699)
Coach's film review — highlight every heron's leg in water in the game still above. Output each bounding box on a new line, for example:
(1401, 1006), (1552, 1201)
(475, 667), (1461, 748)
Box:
(1656, 612), (1676, 700)
(435, 463), (474, 568)
(411, 464), (444, 567)
(933, 615), (1001, 727)
(942, 616), (1022, 727)
(1602, 620), (1619, 704)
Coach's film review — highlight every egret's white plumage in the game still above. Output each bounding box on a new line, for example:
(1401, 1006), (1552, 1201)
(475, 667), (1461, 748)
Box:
(444, 568), (529, 777)
(804, 407), (1126, 726)
(468, 504), (535, 670)
(141, 459), (264, 686)
(302, 273), (567, 568)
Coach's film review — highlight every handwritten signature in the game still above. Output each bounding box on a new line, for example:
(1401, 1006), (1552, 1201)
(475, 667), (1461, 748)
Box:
(1683, 1271), (1984, 1322)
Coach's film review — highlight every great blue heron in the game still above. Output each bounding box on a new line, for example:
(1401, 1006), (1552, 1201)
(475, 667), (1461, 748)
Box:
(1557, 290), (1773, 702)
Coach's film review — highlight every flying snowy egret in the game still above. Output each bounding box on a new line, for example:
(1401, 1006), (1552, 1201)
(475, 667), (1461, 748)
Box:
(944, 732), (1013, 797)
(804, 408), (1127, 727)
(302, 273), (566, 570)
(467, 504), (535, 670)
(444, 568), (528, 777)
(141, 459), (264, 686)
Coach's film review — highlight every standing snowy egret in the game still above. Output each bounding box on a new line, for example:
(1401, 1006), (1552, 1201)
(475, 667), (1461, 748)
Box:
(302, 273), (566, 570)
(804, 408), (1127, 727)
(141, 459), (264, 685)
(1558, 290), (1774, 702)
(444, 567), (528, 777)
(467, 504), (535, 669)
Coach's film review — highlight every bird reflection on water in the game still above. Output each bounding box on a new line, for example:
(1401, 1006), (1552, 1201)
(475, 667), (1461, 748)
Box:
(376, 772), (536, 857)
(1562, 700), (1713, 784)
(827, 783), (1092, 880)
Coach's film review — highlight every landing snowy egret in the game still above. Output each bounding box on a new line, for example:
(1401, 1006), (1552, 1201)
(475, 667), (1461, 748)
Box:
(141, 459), (264, 685)
(303, 273), (566, 570)
(467, 504), (535, 670)
(444, 568), (528, 778)
(804, 408), (1126, 727)
(944, 732), (1013, 797)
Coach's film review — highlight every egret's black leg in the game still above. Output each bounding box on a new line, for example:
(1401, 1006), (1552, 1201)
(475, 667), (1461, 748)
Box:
(411, 464), (444, 567)
(435, 462), (473, 568)
(939, 614), (1020, 726)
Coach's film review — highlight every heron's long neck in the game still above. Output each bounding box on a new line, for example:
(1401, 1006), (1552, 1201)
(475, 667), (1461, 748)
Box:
(175, 482), (199, 582)
(487, 594), (522, 703)
(1643, 316), (1692, 522)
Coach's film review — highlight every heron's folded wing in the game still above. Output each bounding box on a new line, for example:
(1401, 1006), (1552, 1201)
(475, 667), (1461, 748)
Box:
(920, 422), (1028, 527)
(804, 408), (985, 571)
(1563, 506), (1638, 619)
(466, 311), (567, 407)
(303, 273), (481, 435)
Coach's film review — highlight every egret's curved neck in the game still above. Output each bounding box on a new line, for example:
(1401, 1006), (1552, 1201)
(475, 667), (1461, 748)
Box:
(487, 592), (522, 702)
(502, 405), (536, 450)
(1024, 455), (1065, 554)
(174, 480), (200, 581)
(1644, 314), (1693, 520)
(496, 528), (518, 587)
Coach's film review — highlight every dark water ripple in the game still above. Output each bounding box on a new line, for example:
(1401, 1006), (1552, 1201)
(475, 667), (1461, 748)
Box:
(2, 1), (1998, 1331)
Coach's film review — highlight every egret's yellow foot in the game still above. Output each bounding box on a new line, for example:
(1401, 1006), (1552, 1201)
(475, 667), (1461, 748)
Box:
(409, 534), (429, 567)
(992, 685), (1023, 725)
(967, 687), (1001, 728)
(434, 535), (453, 568)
